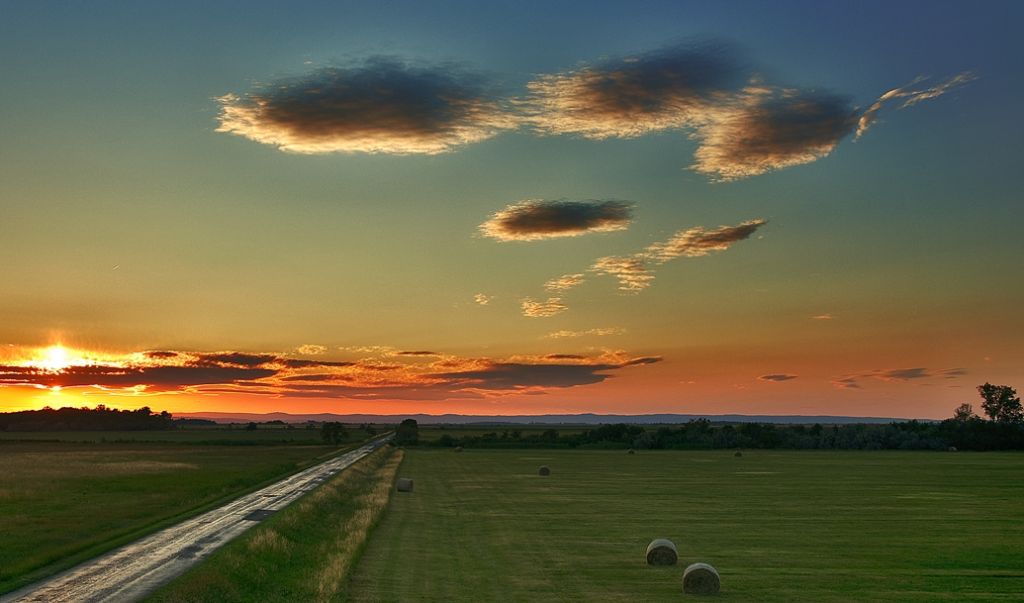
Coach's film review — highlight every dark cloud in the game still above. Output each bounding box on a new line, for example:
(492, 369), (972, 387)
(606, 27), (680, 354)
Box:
(526, 43), (972, 181)
(480, 199), (633, 241)
(277, 358), (355, 369)
(832, 367), (969, 389)
(759, 373), (798, 382)
(691, 90), (858, 180)
(1, 346), (661, 402)
(144, 351), (179, 359)
(525, 42), (745, 139)
(426, 357), (660, 391)
(217, 58), (515, 155)
(0, 364), (276, 390)
(194, 352), (278, 367)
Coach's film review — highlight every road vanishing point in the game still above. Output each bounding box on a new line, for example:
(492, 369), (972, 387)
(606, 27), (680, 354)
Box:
(2, 436), (392, 603)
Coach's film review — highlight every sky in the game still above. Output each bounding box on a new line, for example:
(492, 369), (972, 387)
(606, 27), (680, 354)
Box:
(1, 1), (1021, 418)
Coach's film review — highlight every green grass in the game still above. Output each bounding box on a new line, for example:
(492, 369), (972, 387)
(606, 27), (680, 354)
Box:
(0, 427), (332, 444)
(0, 439), (358, 593)
(147, 446), (403, 603)
(346, 449), (1024, 602)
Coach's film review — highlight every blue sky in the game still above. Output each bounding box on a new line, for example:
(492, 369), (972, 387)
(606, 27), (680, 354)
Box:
(0, 1), (1020, 417)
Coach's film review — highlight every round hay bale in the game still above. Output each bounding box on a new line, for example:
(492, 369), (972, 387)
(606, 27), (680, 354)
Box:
(734, 450), (743, 457)
(682, 562), (720, 595)
(627, 449), (636, 455)
(538, 465), (551, 476)
(455, 446), (463, 453)
(396, 477), (414, 492)
(645, 538), (678, 566)
(947, 446), (957, 452)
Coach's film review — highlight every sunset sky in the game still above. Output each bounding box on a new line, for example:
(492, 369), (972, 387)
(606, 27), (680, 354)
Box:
(1, 1), (1021, 418)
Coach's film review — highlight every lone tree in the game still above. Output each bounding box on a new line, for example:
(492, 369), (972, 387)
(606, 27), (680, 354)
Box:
(977, 383), (1022, 424)
(394, 418), (419, 445)
(321, 421), (348, 445)
(952, 403), (978, 423)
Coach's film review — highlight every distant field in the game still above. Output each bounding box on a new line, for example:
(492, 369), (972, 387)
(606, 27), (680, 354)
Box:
(0, 437), (358, 594)
(348, 449), (1024, 602)
(0, 427), (330, 444)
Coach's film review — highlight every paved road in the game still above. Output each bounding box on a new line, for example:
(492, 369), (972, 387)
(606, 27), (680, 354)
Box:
(2, 436), (391, 603)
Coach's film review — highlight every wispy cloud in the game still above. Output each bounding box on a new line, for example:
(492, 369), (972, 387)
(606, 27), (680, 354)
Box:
(544, 273), (586, 292)
(520, 297), (568, 318)
(856, 72), (975, 139)
(811, 314), (834, 321)
(480, 199), (633, 241)
(831, 367), (968, 390)
(473, 293), (493, 305)
(592, 219), (767, 292)
(216, 58), (516, 155)
(295, 344), (328, 355)
(545, 327), (625, 339)
(759, 373), (798, 382)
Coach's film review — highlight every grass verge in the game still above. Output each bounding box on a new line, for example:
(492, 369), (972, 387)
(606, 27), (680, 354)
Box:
(147, 445), (403, 602)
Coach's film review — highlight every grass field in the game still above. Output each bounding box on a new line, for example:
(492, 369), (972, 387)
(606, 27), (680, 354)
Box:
(347, 449), (1024, 602)
(148, 445), (403, 602)
(0, 427), (330, 444)
(0, 438), (357, 593)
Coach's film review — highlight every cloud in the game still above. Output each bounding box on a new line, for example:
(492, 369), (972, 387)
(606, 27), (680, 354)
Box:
(296, 344), (328, 355)
(643, 219), (768, 261)
(691, 89), (859, 180)
(216, 58), (516, 155)
(592, 219), (766, 292)
(480, 199), (633, 241)
(590, 256), (654, 292)
(1, 345), (661, 402)
(856, 72), (975, 139)
(195, 352), (278, 367)
(524, 42), (745, 139)
(811, 314), (834, 320)
(759, 373), (798, 382)
(520, 297), (568, 318)
(831, 367), (969, 390)
(425, 356), (661, 391)
(545, 327), (625, 339)
(544, 273), (586, 292)
(473, 293), (493, 306)
(525, 42), (973, 181)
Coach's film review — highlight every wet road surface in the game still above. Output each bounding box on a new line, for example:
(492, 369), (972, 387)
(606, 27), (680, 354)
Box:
(2, 437), (391, 603)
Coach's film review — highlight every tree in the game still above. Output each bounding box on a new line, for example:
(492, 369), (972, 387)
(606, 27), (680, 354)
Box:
(978, 383), (1023, 424)
(321, 421), (348, 445)
(394, 419), (419, 445)
(952, 403), (978, 422)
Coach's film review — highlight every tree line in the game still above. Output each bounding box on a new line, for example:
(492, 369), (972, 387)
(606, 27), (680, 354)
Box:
(429, 383), (1024, 452)
(0, 405), (175, 431)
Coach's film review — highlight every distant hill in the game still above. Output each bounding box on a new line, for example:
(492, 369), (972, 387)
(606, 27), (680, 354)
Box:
(176, 411), (922, 425)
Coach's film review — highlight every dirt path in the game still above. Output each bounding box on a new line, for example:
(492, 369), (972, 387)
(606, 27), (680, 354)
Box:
(1, 437), (391, 603)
